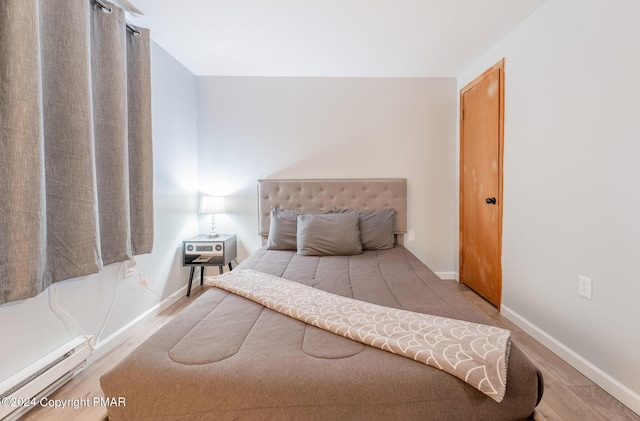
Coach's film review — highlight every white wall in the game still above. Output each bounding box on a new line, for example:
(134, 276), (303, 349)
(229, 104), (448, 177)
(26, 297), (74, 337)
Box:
(458, 0), (640, 413)
(0, 42), (199, 383)
(196, 77), (457, 274)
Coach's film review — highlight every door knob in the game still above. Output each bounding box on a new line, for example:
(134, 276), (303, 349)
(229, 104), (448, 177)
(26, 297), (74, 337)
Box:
(485, 197), (496, 205)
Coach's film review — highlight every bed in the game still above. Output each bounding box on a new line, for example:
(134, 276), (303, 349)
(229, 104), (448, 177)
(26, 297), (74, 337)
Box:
(100, 178), (543, 420)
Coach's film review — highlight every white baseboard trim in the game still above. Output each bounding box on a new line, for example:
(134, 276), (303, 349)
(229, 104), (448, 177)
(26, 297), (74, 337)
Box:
(501, 305), (640, 416)
(435, 271), (459, 281)
(89, 284), (189, 363)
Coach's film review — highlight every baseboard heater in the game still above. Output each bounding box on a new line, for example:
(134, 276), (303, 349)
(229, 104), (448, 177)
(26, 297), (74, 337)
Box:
(0, 336), (93, 421)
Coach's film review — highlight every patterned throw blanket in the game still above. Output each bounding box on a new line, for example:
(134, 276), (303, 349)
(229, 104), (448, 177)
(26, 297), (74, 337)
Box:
(207, 268), (511, 402)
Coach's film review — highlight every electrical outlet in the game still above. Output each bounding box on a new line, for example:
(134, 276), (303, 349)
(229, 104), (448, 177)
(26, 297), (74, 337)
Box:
(124, 258), (137, 277)
(578, 275), (592, 300)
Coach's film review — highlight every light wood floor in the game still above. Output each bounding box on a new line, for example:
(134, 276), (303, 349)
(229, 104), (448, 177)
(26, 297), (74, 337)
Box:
(22, 282), (640, 421)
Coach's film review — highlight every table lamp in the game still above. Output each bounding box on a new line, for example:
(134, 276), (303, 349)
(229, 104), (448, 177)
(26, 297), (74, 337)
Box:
(199, 196), (226, 238)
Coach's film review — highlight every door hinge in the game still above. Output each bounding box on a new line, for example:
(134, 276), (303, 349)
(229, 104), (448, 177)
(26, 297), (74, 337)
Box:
(460, 110), (464, 120)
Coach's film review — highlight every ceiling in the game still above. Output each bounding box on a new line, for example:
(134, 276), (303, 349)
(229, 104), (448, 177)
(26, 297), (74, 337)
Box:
(122, 0), (547, 77)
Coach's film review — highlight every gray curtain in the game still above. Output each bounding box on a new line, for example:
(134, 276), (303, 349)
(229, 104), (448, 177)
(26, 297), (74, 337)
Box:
(0, 0), (153, 305)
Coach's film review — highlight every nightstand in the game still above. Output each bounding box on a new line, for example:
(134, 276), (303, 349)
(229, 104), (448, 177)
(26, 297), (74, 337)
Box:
(182, 234), (237, 296)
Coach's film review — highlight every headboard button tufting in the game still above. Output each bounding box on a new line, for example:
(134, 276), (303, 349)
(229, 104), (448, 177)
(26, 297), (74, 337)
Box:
(257, 179), (407, 236)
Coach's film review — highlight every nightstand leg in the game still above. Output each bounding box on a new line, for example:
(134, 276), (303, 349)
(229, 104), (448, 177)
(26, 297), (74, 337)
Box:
(228, 262), (233, 271)
(218, 266), (223, 275)
(187, 267), (195, 297)
(200, 265), (204, 286)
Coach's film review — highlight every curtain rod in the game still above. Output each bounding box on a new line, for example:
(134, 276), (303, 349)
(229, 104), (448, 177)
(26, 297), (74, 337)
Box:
(92, 0), (141, 37)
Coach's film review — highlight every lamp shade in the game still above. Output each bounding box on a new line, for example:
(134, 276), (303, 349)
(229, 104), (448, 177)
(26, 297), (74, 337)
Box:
(199, 196), (225, 214)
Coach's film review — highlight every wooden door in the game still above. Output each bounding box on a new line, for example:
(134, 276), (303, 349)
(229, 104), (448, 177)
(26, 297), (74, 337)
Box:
(459, 60), (504, 309)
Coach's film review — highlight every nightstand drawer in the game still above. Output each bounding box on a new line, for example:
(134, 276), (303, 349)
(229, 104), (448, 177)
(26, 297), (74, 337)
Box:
(182, 234), (237, 266)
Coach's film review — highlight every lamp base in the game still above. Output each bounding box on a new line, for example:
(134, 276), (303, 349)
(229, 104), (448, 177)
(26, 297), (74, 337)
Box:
(207, 232), (219, 238)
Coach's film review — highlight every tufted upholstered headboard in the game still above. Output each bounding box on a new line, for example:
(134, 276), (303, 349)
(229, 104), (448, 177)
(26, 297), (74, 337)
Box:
(257, 178), (407, 239)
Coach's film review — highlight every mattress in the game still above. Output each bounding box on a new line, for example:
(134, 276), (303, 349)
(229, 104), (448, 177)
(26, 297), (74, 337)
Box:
(100, 246), (543, 420)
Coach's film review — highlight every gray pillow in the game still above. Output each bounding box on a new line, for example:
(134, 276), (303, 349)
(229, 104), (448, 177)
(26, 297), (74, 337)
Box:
(266, 207), (329, 250)
(357, 208), (395, 250)
(266, 208), (298, 250)
(296, 213), (362, 256)
(331, 208), (395, 250)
